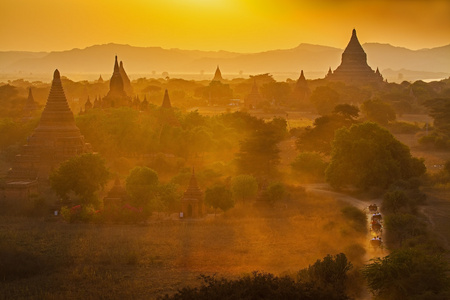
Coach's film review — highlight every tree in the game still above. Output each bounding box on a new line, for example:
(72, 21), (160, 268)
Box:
(362, 249), (449, 300)
(297, 253), (352, 297)
(125, 166), (160, 210)
(382, 190), (409, 214)
(326, 122), (426, 190)
(50, 153), (109, 206)
(310, 86), (340, 115)
(204, 185), (234, 214)
(295, 112), (357, 155)
(384, 213), (426, 247)
(161, 271), (351, 300)
(361, 99), (396, 125)
(333, 104), (359, 119)
(260, 182), (285, 206)
(231, 175), (258, 204)
(236, 127), (281, 177)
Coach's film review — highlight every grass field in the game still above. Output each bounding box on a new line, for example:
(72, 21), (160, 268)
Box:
(0, 191), (367, 299)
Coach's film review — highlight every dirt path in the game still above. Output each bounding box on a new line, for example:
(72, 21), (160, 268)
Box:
(303, 183), (388, 300)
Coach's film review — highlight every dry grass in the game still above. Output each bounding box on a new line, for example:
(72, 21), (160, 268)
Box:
(0, 192), (366, 299)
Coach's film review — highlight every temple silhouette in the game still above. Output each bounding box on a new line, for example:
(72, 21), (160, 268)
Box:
(4, 70), (91, 200)
(326, 29), (383, 84)
(180, 169), (204, 218)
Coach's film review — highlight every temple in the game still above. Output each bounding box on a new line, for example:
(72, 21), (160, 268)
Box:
(119, 60), (133, 96)
(3, 69), (91, 201)
(103, 177), (128, 207)
(326, 29), (383, 84)
(290, 70), (310, 105)
(245, 80), (262, 109)
(180, 169), (204, 218)
(211, 66), (223, 82)
(22, 87), (39, 120)
(102, 56), (130, 107)
(161, 89), (172, 109)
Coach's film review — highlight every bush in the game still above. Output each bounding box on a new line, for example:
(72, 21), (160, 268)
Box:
(161, 271), (351, 300)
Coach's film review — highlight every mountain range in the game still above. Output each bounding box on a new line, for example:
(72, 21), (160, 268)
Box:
(0, 43), (449, 82)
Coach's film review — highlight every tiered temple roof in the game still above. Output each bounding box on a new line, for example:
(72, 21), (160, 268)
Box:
(8, 69), (90, 181)
(326, 29), (383, 84)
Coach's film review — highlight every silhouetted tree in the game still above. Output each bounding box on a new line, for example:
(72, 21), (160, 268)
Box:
(236, 127), (281, 177)
(204, 185), (234, 214)
(126, 166), (161, 212)
(361, 99), (396, 125)
(310, 86), (340, 115)
(50, 153), (109, 207)
(231, 175), (258, 204)
(297, 253), (352, 297)
(362, 249), (449, 299)
(326, 122), (425, 190)
(260, 182), (285, 206)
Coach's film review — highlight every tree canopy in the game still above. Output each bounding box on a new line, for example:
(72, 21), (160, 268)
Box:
(125, 166), (159, 210)
(50, 153), (110, 206)
(326, 122), (425, 190)
(204, 185), (234, 213)
(362, 249), (449, 300)
(231, 174), (258, 204)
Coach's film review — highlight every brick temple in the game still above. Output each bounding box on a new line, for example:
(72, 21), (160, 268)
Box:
(326, 29), (383, 84)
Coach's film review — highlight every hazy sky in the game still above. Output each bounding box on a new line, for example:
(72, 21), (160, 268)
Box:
(1, 0), (449, 52)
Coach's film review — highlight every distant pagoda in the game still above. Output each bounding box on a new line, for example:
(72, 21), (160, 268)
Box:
(4, 70), (91, 200)
(290, 70), (311, 105)
(22, 87), (39, 120)
(119, 60), (133, 96)
(161, 89), (172, 109)
(211, 66), (223, 82)
(326, 29), (383, 84)
(180, 169), (204, 218)
(84, 96), (92, 112)
(102, 56), (130, 107)
(245, 80), (262, 109)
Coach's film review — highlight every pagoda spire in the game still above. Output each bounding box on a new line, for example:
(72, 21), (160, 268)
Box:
(161, 89), (172, 108)
(27, 87), (34, 102)
(119, 60), (133, 96)
(114, 56), (119, 72)
(212, 65), (223, 82)
(298, 70), (306, 81)
(36, 69), (77, 128)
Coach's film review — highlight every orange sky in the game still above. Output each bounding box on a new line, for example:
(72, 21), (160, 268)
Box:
(1, 0), (449, 52)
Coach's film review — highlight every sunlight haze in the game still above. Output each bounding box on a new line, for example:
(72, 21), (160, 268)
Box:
(1, 0), (449, 52)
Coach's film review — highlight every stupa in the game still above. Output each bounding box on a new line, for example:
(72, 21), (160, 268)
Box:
(211, 66), (223, 82)
(290, 70), (311, 105)
(119, 60), (133, 96)
(180, 169), (204, 218)
(4, 69), (90, 200)
(161, 89), (172, 109)
(22, 87), (39, 120)
(326, 29), (383, 84)
(245, 80), (262, 108)
(102, 56), (130, 107)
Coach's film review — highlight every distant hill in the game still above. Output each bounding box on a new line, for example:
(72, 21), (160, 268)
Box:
(0, 43), (449, 81)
